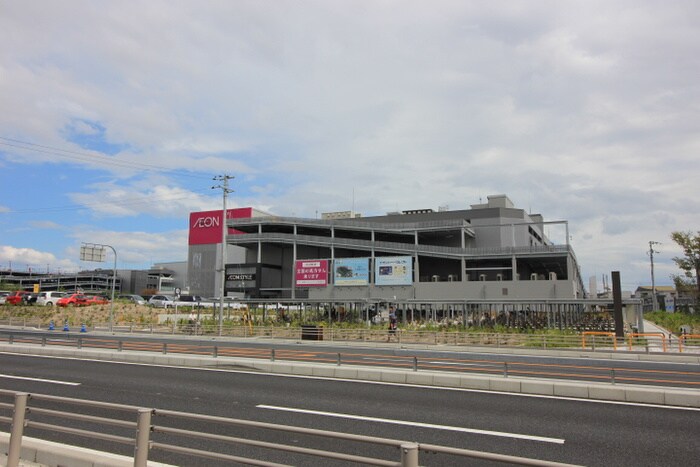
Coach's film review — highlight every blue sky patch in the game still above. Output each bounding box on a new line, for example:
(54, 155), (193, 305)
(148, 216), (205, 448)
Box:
(64, 119), (128, 155)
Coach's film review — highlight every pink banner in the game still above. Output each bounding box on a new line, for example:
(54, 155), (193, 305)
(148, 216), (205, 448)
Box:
(188, 207), (253, 245)
(295, 260), (328, 287)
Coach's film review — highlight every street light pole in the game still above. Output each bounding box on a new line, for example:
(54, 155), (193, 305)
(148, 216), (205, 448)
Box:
(648, 241), (661, 312)
(213, 175), (234, 336)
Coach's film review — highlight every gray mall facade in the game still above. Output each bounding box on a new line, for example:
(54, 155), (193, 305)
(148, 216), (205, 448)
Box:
(187, 194), (586, 301)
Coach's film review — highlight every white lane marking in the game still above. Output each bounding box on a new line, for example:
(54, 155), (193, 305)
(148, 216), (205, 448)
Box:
(3, 351), (699, 412)
(0, 373), (81, 386)
(257, 404), (565, 444)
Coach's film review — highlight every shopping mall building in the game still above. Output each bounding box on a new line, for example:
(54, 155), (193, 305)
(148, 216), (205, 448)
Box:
(187, 194), (586, 301)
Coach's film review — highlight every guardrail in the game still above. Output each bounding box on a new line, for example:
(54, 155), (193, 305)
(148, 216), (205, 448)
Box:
(0, 318), (694, 353)
(679, 334), (700, 353)
(2, 331), (698, 387)
(0, 390), (580, 467)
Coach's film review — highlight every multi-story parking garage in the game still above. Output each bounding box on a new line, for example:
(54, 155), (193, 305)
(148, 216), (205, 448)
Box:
(220, 194), (586, 301)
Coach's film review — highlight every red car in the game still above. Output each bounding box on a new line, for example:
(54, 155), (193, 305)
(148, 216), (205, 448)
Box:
(57, 294), (88, 307)
(5, 291), (29, 305)
(85, 295), (110, 305)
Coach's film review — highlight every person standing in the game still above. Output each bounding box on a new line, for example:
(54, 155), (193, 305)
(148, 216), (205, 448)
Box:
(387, 306), (398, 341)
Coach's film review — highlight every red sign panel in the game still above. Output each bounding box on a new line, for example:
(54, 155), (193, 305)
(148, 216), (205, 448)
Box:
(188, 208), (253, 245)
(295, 260), (329, 287)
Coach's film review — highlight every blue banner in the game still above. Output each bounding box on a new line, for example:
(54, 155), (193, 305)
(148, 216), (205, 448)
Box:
(375, 256), (413, 286)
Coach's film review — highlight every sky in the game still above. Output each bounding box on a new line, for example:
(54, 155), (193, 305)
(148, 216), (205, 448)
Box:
(1, 0), (698, 292)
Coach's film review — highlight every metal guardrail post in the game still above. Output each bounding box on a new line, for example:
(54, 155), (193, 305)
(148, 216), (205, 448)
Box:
(213, 346), (218, 358)
(413, 356), (418, 372)
(78, 338), (82, 349)
(163, 343), (167, 355)
(611, 368), (616, 384)
(7, 392), (29, 467)
(337, 353), (341, 366)
(400, 442), (419, 467)
(118, 340), (123, 352)
(42, 336), (46, 347)
(134, 408), (152, 467)
(504, 362), (508, 378)
(9, 334), (13, 345)
(271, 348), (275, 362)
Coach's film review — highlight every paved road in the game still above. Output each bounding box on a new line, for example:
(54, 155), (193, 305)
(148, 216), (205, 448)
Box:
(0, 353), (698, 466)
(1, 329), (699, 388)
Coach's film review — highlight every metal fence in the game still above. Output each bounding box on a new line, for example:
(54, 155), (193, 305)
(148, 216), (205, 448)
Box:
(0, 317), (695, 353)
(0, 390), (580, 467)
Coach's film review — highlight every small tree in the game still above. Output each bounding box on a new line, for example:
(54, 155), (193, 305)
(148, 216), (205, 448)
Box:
(670, 231), (700, 308)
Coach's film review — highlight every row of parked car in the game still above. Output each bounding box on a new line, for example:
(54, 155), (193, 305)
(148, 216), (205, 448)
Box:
(0, 291), (110, 307)
(0, 291), (227, 309)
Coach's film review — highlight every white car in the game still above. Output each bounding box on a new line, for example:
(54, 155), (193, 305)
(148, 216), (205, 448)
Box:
(0, 291), (10, 304)
(36, 291), (67, 306)
(148, 295), (176, 308)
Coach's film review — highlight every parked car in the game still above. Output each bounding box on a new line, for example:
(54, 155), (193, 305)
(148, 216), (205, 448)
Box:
(5, 291), (29, 305)
(117, 294), (147, 305)
(174, 295), (206, 307)
(85, 295), (110, 305)
(36, 291), (67, 306)
(0, 291), (10, 305)
(148, 295), (176, 308)
(21, 291), (38, 305)
(57, 293), (88, 307)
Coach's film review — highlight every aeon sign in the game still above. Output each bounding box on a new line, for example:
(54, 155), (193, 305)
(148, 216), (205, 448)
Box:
(192, 216), (220, 229)
(188, 207), (252, 245)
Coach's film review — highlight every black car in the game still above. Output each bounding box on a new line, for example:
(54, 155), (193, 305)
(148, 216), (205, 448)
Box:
(21, 292), (38, 305)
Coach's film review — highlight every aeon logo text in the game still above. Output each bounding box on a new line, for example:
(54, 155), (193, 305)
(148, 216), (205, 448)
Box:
(192, 216), (220, 228)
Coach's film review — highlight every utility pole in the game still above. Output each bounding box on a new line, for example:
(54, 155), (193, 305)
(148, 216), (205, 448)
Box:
(648, 241), (661, 312)
(213, 175), (234, 336)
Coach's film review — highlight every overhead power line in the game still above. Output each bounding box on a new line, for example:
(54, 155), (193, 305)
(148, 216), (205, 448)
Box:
(0, 136), (216, 180)
(4, 187), (216, 215)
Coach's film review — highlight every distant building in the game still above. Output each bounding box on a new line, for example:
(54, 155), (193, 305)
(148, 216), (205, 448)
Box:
(217, 194), (586, 300)
(0, 269), (122, 294)
(634, 286), (679, 312)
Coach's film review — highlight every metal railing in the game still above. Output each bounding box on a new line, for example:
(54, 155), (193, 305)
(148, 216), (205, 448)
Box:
(0, 390), (580, 467)
(231, 232), (571, 259)
(0, 318), (691, 353)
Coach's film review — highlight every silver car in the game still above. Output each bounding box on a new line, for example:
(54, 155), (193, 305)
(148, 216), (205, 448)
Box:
(118, 294), (147, 305)
(148, 295), (176, 308)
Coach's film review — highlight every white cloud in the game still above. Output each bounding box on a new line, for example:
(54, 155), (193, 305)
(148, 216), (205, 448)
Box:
(1, 0), (699, 289)
(0, 245), (76, 272)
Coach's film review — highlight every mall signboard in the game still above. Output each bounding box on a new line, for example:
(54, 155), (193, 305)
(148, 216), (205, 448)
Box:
(334, 258), (369, 286)
(295, 260), (329, 287)
(375, 256), (413, 286)
(188, 207), (253, 245)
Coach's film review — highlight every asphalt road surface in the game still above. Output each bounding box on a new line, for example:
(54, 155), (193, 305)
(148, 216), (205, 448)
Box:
(0, 353), (698, 466)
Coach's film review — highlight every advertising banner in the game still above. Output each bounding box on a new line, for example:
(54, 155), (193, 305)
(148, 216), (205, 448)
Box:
(334, 258), (369, 286)
(295, 260), (329, 287)
(375, 256), (413, 286)
(188, 207), (253, 245)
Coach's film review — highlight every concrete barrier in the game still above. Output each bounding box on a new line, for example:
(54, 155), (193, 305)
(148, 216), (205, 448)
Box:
(0, 432), (174, 467)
